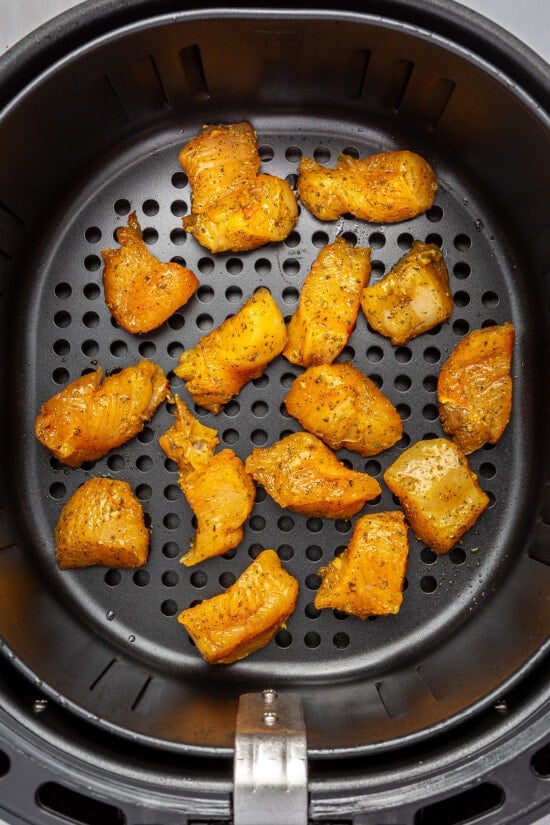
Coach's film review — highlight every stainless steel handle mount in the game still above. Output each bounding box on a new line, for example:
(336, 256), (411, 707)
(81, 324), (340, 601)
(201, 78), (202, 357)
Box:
(234, 689), (308, 825)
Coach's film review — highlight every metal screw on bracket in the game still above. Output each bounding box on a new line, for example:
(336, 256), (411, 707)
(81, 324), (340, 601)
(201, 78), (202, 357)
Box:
(263, 688), (279, 724)
(494, 699), (509, 715)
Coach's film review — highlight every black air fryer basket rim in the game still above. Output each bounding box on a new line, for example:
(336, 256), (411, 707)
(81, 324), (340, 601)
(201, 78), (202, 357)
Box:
(1, 0), (549, 108)
(0, 0), (548, 769)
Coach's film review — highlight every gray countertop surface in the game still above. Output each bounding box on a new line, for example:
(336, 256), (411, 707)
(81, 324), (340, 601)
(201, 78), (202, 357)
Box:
(0, 1), (548, 824)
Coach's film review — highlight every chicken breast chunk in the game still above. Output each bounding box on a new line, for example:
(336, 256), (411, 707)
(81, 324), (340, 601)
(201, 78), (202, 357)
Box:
(384, 438), (489, 554)
(245, 431), (381, 519)
(361, 241), (453, 345)
(159, 397), (255, 566)
(284, 362), (402, 456)
(179, 122), (298, 252)
(314, 512), (409, 618)
(34, 360), (168, 467)
(174, 287), (286, 414)
(102, 212), (198, 333)
(438, 322), (514, 454)
(283, 238), (371, 367)
(298, 150), (437, 223)
(178, 549), (299, 664)
(55, 477), (149, 569)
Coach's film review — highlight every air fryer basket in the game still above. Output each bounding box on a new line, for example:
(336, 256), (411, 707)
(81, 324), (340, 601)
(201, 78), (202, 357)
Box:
(0, 0), (549, 822)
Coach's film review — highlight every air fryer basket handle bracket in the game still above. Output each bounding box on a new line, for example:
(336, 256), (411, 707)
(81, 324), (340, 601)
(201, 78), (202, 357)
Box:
(234, 690), (308, 825)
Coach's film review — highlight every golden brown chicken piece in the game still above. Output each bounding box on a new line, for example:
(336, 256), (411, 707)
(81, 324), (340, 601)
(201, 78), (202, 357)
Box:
(179, 122), (298, 253)
(101, 212), (199, 333)
(297, 150), (437, 223)
(245, 431), (381, 519)
(361, 241), (453, 345)
(180, 122), (260, 215)
(174, 287), (286, 414)
(178, 549), (299, 664)
(384, 438), (489, 554)
(34, 360), (168, 467)
(438, 322), (514, 454)
(55, 477), (149, 569)
(314, 512), (409, 618)
(159, 396), (255, 566)
(180, 451), (256, 566)
(283, 238), (371, 367)
(158, 394), (219, 476)
(284, 362), (402, 456)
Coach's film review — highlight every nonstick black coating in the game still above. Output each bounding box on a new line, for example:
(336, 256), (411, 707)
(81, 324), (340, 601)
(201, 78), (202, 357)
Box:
(0, 8), (548, 756)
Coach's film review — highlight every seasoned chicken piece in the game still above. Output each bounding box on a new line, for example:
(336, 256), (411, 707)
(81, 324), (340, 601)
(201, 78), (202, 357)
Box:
(361, 241), (453, 345)
(284, 362), (402, 456)
(180, 121), (260, 215)
(283, 238), (371, 367)
(178, 549), (299, 664)
(174, 287), (286, 414)
(184, 175), (299, 255)
(245, 431), (381, 519)
(34, 360), (168, 467)
(55, 477), (149, 569)
(179, 122), (298, 253)
(384, 438), (489, 554)
(158, 394), (219, 476)
(438, 322), (514, 454)
(179, 451), (256, 567)
(159, 397), (255, 566)
(297, 150), (437, 223)
(314, 512), (409, 618)
(101, 212), (198, 333)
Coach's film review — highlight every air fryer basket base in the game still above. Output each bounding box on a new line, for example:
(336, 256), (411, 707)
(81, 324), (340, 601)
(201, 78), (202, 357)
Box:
(0, 6), (548, 760)
(5, 114), (546, 755)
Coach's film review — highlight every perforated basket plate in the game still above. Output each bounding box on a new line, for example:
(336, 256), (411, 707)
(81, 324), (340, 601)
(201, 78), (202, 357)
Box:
(4, 118), (541, 750)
